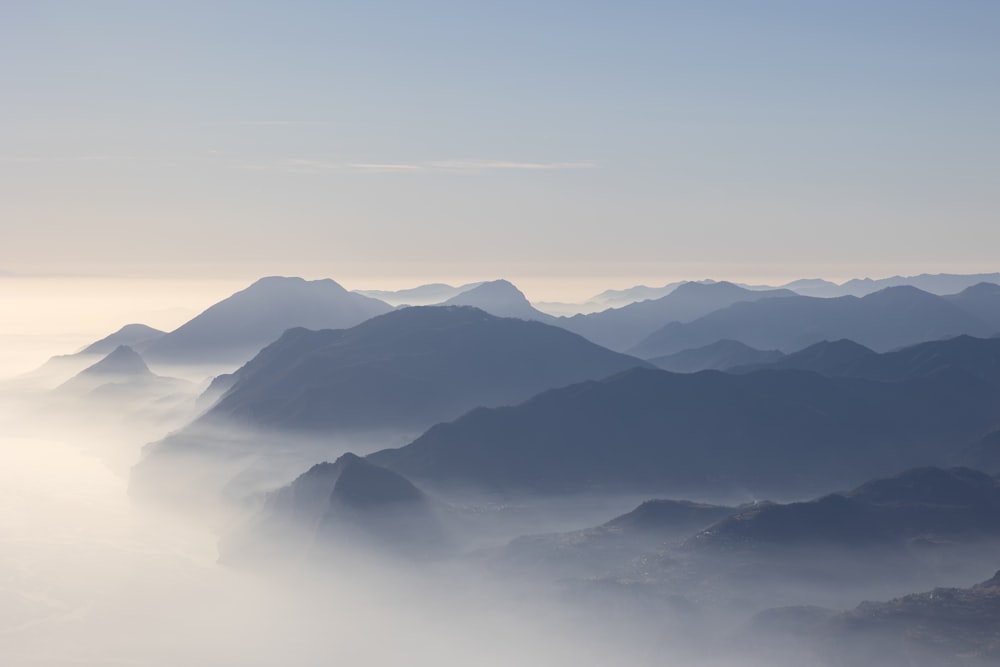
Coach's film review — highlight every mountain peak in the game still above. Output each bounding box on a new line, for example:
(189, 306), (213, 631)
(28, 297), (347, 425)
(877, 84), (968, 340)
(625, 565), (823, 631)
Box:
(441, 279), (552, 322)
(79, 345), (153, 378)
(79, 323), (166, 356)
(330, 453), (425, 508)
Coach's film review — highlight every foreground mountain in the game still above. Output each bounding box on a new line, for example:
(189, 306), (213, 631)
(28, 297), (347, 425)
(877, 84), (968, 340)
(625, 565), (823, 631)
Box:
(630, 285), (997, 358)
(196, 305), (647, 433)
(557, 281), (795, 352)
(369, 366), (1000, 498)
(132, 306), (649, 506)
(649, 340), (783, 373)
(440, 279), (556, 323)
(141, 276), (392, 366)
(748, 570), (1000, 666)
(220, 453), (447, 566)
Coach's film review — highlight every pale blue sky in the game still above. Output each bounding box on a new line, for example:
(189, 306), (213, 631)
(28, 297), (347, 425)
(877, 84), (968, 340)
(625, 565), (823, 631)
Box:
(3, 1), (999, 292)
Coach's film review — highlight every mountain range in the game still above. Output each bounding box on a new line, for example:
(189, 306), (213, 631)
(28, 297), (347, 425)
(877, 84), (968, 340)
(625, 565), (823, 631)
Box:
(140, 276), (392, 366)
(369, 362), (1000, 498)
(193, 305), (646, 434)
(629, 284), (1000, 359)
(649, 339), (784, 372)
(556, 281), (796, 351)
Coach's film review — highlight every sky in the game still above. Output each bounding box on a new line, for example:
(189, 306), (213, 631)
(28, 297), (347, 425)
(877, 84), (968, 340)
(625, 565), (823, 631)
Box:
(3, 0), (1000, 293)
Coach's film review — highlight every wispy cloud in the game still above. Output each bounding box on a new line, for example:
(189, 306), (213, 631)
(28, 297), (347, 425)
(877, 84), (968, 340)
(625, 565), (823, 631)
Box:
(236, 158), (598, 174)
(223, 120), (308, 126)
(0, 155), (143, 163)
(426, 159), (597, 171)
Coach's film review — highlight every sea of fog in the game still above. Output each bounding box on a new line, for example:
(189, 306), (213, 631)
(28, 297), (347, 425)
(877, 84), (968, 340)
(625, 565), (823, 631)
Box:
(0, 279), (671, 666)
(0, 394), (679, 666)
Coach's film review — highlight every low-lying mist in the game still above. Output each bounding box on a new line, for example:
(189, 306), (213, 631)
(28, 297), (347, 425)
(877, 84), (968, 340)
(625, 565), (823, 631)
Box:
(3, 310), (999, 667)
(0, 401), (752, 667)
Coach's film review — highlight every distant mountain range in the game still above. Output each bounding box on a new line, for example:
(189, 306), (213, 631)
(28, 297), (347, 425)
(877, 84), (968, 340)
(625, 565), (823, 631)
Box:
(583, 272), (1000, 305)
(629, 284), (1000, 358)
(141, 276), (392, 366)
(556, 281), (795, 352)
(369, 362), (1000, 498)
(354, 282), (482, 306)
(131, 306), (649, 505)
(733, 334), (1000, 384)
(79, 323), (166, 355)
(56, 345), (192, 399)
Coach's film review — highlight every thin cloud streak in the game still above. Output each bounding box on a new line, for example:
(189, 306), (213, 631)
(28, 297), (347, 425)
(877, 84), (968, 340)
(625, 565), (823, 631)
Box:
(236, 158), (598, 173)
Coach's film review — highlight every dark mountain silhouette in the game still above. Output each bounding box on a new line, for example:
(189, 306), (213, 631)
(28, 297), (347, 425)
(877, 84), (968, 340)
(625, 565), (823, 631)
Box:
(687, 467), (1000, 551)
(220, 453), (447, 565)
(354, 281), (482, 306)
(557, 281), (796, 352)
(603, 498), (737, 534)
(649, 340), (784, 373)
(629, 285), (996, 359)
(368, 366), (1000, 498)
(731, 339), (878, 375)
(440, 279), (556, 322)
(189, 305), (647, 434)
(736, 335), (1000, 385)
(141, 276), (392, 366)
(963, 430), (1000, 474)
(131, 306), (650, 506)
(79, 323), (166, 355)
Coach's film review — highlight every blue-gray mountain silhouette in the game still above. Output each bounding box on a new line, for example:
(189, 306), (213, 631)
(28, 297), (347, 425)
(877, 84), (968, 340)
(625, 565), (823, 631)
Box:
(629, 285), (997, 359)
(688, 467), (1000, 551)
(441, 279), (556, 322)
(556, 281), (795, 352)
(220, 453), (447, 565)
(368, 366), (1000, 498)
(354, 281), (482, 306)
(79, 323), (166, 355)
(57, 345), (192, 397)
(503, 499), (737, 578)
(141, 276), (392, 366)
(28, 323), (166, 385)
(649, 339), (784, 373)
(747, 570), (1000, 665)
(735, 335), (1000, 385)
(190, 305), (647, 433)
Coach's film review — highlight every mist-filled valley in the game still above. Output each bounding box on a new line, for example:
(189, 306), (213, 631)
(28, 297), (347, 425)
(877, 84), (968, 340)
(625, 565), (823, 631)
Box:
(2, 273), (1000, 666)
